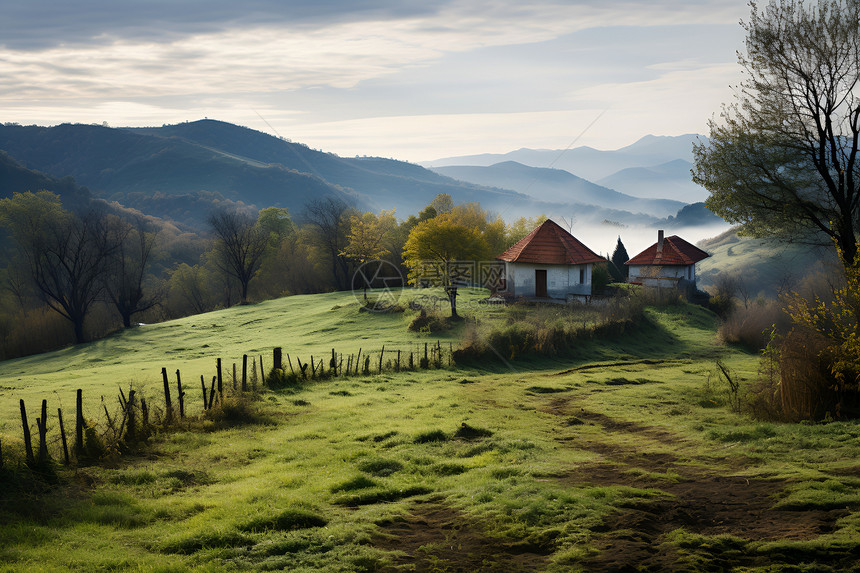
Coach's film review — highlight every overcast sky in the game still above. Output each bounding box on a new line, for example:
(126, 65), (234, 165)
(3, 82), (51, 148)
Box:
(0, 0), (749, 162)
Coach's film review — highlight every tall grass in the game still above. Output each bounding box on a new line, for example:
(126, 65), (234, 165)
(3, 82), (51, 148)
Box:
(454, 290), (674, 362)
(717, 298), (789, 350)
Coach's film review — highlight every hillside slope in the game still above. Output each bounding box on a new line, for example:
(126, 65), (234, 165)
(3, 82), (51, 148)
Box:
(696, 228), (837, 297)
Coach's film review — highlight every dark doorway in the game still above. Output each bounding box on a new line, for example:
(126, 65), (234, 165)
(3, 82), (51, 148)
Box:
(535, 269), (547, 298)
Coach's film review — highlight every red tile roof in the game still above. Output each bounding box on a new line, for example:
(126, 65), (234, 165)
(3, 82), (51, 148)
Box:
(497, 219), (605, 265)
(625, 234), (710, 266)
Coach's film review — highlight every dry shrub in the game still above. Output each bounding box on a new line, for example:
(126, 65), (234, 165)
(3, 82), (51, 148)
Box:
(454, 292), (651, 362)
(774, 329), (838, 421)
(718, 299), (790, 350)
(749, 327), (860, 421)
(408, 309), (451, 333)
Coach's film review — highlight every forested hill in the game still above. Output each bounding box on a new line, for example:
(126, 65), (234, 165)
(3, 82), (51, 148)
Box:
(0, 150), (93, 213)
(0, 120), (529, 227)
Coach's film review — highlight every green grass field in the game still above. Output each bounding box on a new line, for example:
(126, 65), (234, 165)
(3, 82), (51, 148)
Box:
(2, 289), (860, 572)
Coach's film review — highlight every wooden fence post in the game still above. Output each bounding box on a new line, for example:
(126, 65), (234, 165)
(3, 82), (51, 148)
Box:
(355, 349), (362, 375)
(200, 375), (208, 409)
(242, 354), (248, 392)
(232, 363), (237, 390)
(208, 377), (217, 409)
(396, 350), (401, 372)
(175, 370), (185, 419)
(273, 348), (282, 371)
(125, 390), (136, 444)
(57, 407), (70, 465)
(310, 355), (316, 378)
(38, 399), (48, 465)
(330, 349), (337, 377)
(379, 345), (385, 372)
(75, 389), (84, 458)
(162, 367), (173, 421)
(216, 358), (223, 400)
(19, 399), (34, 467)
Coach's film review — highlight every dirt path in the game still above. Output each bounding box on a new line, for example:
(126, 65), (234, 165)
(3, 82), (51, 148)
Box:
(373, 396), (851, 571)
(547, 397), (849, 571)
(373, 498), (550, 572)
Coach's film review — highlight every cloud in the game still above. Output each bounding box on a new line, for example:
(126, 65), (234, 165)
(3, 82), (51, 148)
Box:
(0, 0), (752, 160)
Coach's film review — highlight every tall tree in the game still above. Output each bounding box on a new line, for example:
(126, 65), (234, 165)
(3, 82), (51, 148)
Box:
(304, 198), (355, 290)
(103, 216), (160, 327)
(693, 0), (860, 272)
(0, 192), (114, 343)
(208, 209), (269, 304)
(610, 236), (630, 280)
(341, 210), (397, 300)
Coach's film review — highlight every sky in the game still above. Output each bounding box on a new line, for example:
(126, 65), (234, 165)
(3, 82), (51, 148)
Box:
(0, 0), (750, 163)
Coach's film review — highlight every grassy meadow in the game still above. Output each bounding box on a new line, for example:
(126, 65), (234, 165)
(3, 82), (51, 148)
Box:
(2, 289), (860, 572)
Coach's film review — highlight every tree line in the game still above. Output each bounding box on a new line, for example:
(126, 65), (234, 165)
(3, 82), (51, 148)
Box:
(0, 191), (555, 360)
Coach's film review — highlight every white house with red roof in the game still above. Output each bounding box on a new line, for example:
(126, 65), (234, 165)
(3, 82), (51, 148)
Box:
(624, 230), (710, 290)
(497, 219), (605, 299)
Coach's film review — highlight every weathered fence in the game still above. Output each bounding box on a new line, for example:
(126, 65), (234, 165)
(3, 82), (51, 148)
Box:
(5, 341), (453, 471)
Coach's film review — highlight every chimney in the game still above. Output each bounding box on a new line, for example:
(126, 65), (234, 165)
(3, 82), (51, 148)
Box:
(657, 229), (664, 253)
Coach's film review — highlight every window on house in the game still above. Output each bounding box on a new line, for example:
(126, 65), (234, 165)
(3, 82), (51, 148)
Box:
(579, 268), (585, 284)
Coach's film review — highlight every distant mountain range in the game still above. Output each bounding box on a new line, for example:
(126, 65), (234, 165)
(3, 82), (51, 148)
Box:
(0, 120), (716, 231)
(431, 161), (686, 217)
(424, 134), (708, 204)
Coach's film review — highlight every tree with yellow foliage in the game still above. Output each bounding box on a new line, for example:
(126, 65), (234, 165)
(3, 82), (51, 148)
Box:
(341, 209), (397, 300)
(402, 214), (488, 318)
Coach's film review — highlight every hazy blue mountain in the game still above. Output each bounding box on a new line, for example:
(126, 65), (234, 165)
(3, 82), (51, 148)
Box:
(423, 134), (704, 186)
(597, 159), (708, 203)
(0, 120), (527, 226)
(431, 161), (685, 217)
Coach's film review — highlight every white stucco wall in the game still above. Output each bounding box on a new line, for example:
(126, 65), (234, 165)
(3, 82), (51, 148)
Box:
(505, 262), (592, 298)
(628, 264), (696, 288)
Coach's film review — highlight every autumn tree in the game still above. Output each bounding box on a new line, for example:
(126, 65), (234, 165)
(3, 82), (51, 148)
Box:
(341, 209), (397, 300)
(693, 0), (860, 272)
(403, 214), (488, 318)
(208, 208), (269, 304)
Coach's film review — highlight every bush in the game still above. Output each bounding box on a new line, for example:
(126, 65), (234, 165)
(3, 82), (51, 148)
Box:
(202, 396), (272, 428)
(407, 309), (451, 333)
(718, 299), (789, 350)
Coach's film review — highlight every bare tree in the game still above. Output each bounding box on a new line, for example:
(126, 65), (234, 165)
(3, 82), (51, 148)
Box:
(304, 197), (355, 290)
(208, 209), (269, 304)
(103, 216), (160, 327)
